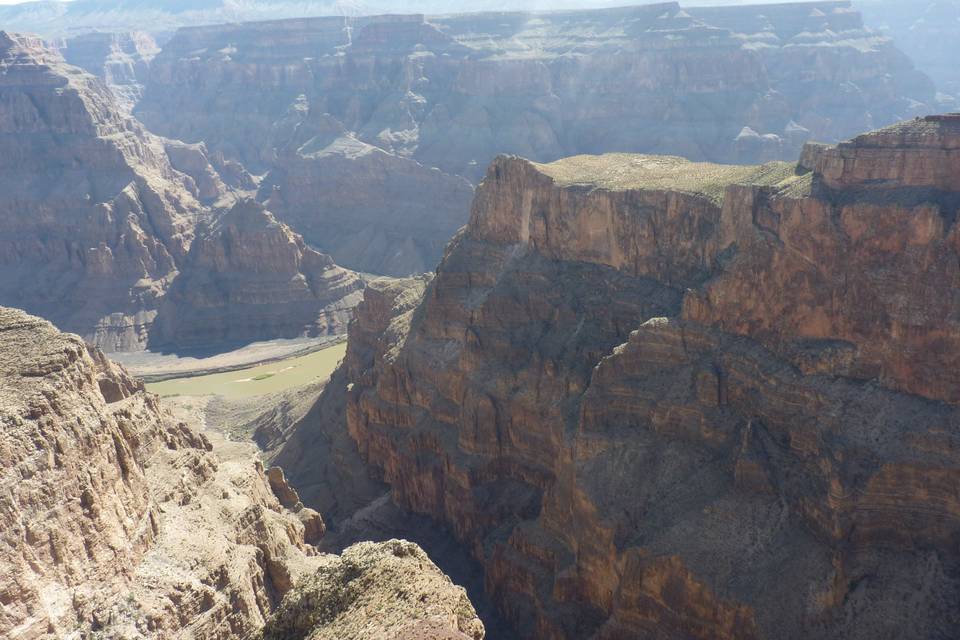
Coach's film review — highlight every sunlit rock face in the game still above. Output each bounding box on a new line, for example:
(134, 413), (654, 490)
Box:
(136, 1), (934, 274)
(294, 118), (960, 639)
(0, 306), (321, 638)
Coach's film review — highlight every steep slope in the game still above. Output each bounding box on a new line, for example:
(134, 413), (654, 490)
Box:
(0, 305), (485, 639)
(150, 199), (364, 350)
(290, 117), (960, 639)
(134, 2), (934, 274)
(0, 306), (320, 638)
(0, 32), (211, 351)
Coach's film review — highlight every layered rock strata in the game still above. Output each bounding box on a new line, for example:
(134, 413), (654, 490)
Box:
(150, 199), (364, 350)
(0, 32), (210, 351)
(260, 124), (474, 275)
(136, 2), (934, 274)
(0, 305), (484, 638)
(59, 31), (159, 112)
(859, 0), (960, 100)
(0, 306), (320, 638)
(297, 118), (960, 638)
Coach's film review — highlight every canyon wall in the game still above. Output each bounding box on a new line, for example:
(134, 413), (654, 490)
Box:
(0, 305), (484, 639)
(0, 33), (362, 352)
(136, 1), (935, 274)
(58, 31), (159, 113)
(296, 116), (960, 638)
(150, 199), (363, 350)
(860, 0), (960, 102)
(0, 32), (209, 351)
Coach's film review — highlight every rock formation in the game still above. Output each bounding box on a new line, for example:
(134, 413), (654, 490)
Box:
(0, 306), (317, 638)
(131, 2), (934, 274)
(58, 31), (160, 112)
(261, 126), (474, 275)
(287, 117), (960, 638)
(0, 305), (484, 638)
(0, 33), (365, 353)
(0, 32), (211, 351)
(150, 199), (364, 351)
(261, 539), (485, 640)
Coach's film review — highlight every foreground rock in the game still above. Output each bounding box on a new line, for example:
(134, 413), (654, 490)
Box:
(0, 306), (318, 638)
(283, 117), (960, 638)
(261, 539), (484, 640)
(0, 305), (482, 638)
(150, 199), (364, 351)
(136, 2), (933, 275)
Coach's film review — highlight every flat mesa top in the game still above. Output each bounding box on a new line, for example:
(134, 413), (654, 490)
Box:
(533, 153), (799, 204)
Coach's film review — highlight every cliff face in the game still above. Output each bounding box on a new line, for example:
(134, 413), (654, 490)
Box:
(0, 305), (485, 639)
(0, 306), (318, 638)
(150, 199), (364, 350)
(313, 117), (960, 639)
(135, 2), (934, 275)
(0, 32), (210, 351)
(260, 126), (474, 276)
(59, 31), (159, 113)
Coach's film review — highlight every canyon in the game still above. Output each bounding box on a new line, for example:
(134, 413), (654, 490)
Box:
(0, 304), (483, 639)
(0, 32), (362, 352)
(1, 2), (960, 639)
(275, 115), (960, 639)
(0, 2), (946, 342)
(132, 1), (935, 273)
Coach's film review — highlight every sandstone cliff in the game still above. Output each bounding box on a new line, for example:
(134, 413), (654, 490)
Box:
(130, 2), (934, 275)
(0, 32), (217, 351)
(0, 305), (484, 638)
(289, 117), (960, 638)
(150, 199), (364, 350)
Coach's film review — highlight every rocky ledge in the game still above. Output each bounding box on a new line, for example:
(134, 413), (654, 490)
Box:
(287, 116), (960, 639)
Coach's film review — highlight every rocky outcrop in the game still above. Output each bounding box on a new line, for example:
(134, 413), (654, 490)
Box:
(0, 306), (318, 638)
(150, 199), (363, 351)
(0, 305), (484, 638)
(261, 539), (485, 640)
(293, 118), (960, 638)
(270, 276), (431, 526)
(0, 32), (219, 351)
(59, 31), (159, 112)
